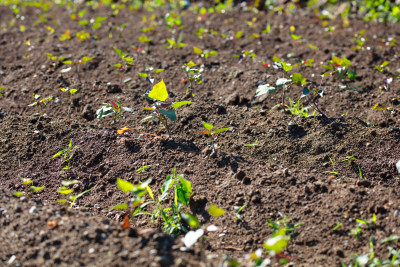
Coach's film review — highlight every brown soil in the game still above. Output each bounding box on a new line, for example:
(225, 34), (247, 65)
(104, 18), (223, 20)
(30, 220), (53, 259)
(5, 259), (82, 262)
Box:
(1, 2), (400, 266)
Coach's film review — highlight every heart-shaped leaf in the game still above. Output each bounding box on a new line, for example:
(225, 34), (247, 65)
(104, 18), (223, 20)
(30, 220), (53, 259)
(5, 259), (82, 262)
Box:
(148, 80), (168, 101)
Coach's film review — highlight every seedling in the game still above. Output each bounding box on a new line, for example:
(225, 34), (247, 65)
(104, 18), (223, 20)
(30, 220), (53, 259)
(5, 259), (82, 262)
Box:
(164, 36), (187, 49)
(333, 221), (343, 231)
(111, 47), (133, 89)
(181, 61), (202, 98)
(372, 103), (393, 127)
(342, 156), (357, 165)
(165, 12), (183, 33)
(76, 30), (91, 41)
(0, 86), (4, 96)
(60, 88), (77, 115)
(321, 55), (356, 83)
(57, 180), (92, 209)
(352, 29), (367, 50)
(323, 156), (339, 177)
(234, 204), (246, 221)
(112, 178), (151, 228)
(135, 168), (192, 235)
(97, 101), (135, 126)
(46, 53), (66, 68)
(28, 94), (53, 116)
(136, 164), (151, 173)
(193, 46), (218, 60)
(61, 56), (93, 84)
(13, 178), (45, 199)
(198, 122), (230, 152)
(285, 97), (316, 118)
(142, 80), (191, 135)
(374, 61), (390, 73)
(53, 139), (79, 177)
(235, 50), (257, 63)
(244, 139), (258, 147)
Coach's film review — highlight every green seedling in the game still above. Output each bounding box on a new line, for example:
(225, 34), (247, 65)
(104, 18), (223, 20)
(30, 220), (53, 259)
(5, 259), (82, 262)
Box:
(164, 36), (187, 49)
(13, 178), (45, 199)
(28, 94), (53, 116)
(112, 47), (134, 89)
(62, 56), (93, 84)
(136, 164), (151, 173)
(60, 88), (77, 115)
(57, 180), (92, 209)
(244, 139), (258, 147)
(76, 30), (91, 41)
(193, 46), (218, 59)
(235, 50), (257, 63)
(112, 178), (151, 228)
(165, 12), (183, 32)
(323, 156), (339, 177)
(234, 204), (246, 221)
(285, 97), (316, 118)
(53, 138), (80, 177)
(350, 214), (377, 239)
(181, 61), (202, 98)
(97, 101), (135, 126)
(342, 156), (358, 165)
(333, 221), (343, 231)
(135, 168), (192, 235)
(46, 53), (66, 68)
(352, 29), (367, 50)
(322, 55), (356, 83)
(267, 213), (303, 237)
(142, 80), (191, 135)
(0, 86), (4, 96)
(372, 103), (393, 127)
(374, 61), (390, 73)
(198, 122), (230, 152)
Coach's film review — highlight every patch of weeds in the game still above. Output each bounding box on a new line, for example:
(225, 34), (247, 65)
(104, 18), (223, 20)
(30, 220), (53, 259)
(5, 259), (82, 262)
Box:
(13, 178), (45, 199)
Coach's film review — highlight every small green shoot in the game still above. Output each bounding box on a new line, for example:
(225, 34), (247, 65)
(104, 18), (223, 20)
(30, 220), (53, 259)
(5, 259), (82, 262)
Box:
(181, 61), (202, 98)
(60, 88), (77, 115)
(112, 47), (134, 89)
(97, 101), (135, 126)
(62, 56), (93, 84)
(57, 180), (92, 209)
(53, 139), (80, 177)
(198, 122), (230, 152)
(28, 94), (53, 116)
(13, 178), (45, 199)
(234, 204), (246, 221)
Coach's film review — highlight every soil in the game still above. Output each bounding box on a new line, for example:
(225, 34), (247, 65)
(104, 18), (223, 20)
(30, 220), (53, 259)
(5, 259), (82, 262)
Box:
(1, 2), (400, 266)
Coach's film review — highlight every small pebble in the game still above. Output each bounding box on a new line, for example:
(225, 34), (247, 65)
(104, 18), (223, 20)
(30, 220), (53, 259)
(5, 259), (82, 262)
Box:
(29, 206), (39, 214)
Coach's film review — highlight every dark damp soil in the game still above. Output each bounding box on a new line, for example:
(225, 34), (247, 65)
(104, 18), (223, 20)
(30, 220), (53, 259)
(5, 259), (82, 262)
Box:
(1, 2), (400, 266)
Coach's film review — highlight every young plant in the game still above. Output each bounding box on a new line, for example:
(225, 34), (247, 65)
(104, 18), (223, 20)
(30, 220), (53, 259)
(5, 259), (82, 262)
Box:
(198, 122), (230, 152)
(193, 46), (218, 60)
(142, 80), (191, 135)
(285, 97), (316, 118)
(164, 36), (187, 49)
(135, 168), (192, 235)
(53, 139), (80, 177)
(57, 180), (92, 209)
(235, 49), (257, 63)
(0, 86), (4, 96)
(234, 204), (246, 221)
(112, 178), (151, 228)
(97, 101), (135, 126)
(46, 53), (66, 68)
(323, 156), (340, 178)
(321, 55), (356, 84)
(372, 103), (393, 127)
(60, 88), (77, 115)
(181, 61), (202, 98)
(111, 47), (133, 89)
(13, 178), (45, 199)
(28, 94), (53, 116)
(61, 56), (93, 84)
(138, 66), (164, 91)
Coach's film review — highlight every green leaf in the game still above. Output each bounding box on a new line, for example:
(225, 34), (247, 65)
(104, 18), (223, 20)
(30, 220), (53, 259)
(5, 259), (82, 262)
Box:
(78, 9), (86, 17)
(30, 186), (45, 192)
(138, 35), (152, 43)
(171, 101), (192, 109)
(148, 80), (168, 102)
(146, 186), (154, 201)
(203, 122), (214, 130)
(292, 73), (306, 86)
(58, 188), (73, 195)
(155, 69), (164, 74)
(215, 128), (229, 133)
(256, 84), (276, 97)
(62, 60), (73, 65)
(13, 192), (23, 197)
(176, 176), (192, 206)
(185, 61), (196, 67)
(159, 109), (176, 121)
(70, 89), (78, 95)
(52, 150), (64, 158)
(208, 204), (225, 217)
(181, 213), (200, 228)
(61, 180), (79, 186)
(81, 56), (93, 64)
(138, 73), (148, 78)
(112, 203), (128, 210)
(113, 47), (125, 58)
(117, 178), (134, 194)
(112, 64), (122, 68)
(193, 46), (202, 55)
(281, 62), (292, 72)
